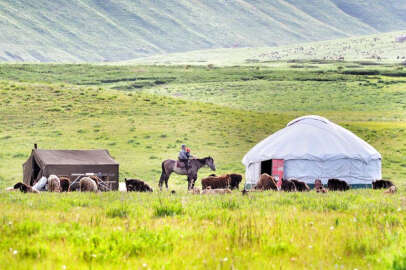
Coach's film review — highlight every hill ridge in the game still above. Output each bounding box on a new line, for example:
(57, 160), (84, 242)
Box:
(0, 0), (405, 62)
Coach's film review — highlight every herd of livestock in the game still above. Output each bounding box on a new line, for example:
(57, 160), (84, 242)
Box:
(9, 172), (397, 195)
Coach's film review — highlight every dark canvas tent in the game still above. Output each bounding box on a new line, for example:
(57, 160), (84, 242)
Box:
(23, 148), (119, 190)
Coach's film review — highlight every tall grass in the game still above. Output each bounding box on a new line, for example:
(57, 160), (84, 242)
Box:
(153, 197), (183, 217)
(0, 190), (404, 269)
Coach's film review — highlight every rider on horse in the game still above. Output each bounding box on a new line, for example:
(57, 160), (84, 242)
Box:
(179, 144), (191, 171)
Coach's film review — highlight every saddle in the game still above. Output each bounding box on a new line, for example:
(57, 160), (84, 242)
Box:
(176, 159), (188, 169)
(176, 160), (186, 168)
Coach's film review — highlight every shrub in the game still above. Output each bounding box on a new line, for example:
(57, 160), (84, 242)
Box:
(221, 199), (240, 210)
(106, 206), (129, 218)
(18, 244), (48, 259)
(341, 70), (380, 75)
(393, 253), (406, 270)
(154, 199), (183, 217)
(46, 107), (63, 112)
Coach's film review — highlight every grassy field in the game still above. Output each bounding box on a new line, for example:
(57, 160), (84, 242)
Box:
(1, 190), (406, 269)
(0, 62), (405, 269)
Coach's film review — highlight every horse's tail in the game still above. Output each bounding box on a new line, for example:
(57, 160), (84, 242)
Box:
(159, 161), (166, 188)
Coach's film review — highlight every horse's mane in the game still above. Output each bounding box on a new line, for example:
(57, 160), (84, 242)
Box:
(196, 157), (211, 163)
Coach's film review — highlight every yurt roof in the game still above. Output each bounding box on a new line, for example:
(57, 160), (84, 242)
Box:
(242, 115), (381, 165)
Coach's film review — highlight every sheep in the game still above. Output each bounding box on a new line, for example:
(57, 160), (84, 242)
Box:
(201, 187), (231, 195)
(314, 179), (328, 193)
(384, 186), (397, 194)
(125, 178), (153, 192)
(119, 182), (127, 192)
(201, 175), (231, 190)
(281, 179), (296, 192)
(89, 175), (111, 192)
(372, 179), (394, 189)
(228, 173), (243, 190)
(241, 189), (264, 195)
(254, 173), (277, 191)
(47, 175), (61, 192)
(327, 179), (349, 191)
(79, 177), (98, 192)
(13, 182), (39, 194)
(5, 186), (17, 192)
(290, 179), (310, 192)
(59, 177), (71, 192)
(188, 188), (201, 194)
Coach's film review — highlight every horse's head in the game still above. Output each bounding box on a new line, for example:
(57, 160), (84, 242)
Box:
(205, 157), (216, 171)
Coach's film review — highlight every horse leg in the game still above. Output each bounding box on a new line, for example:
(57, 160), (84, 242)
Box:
(159, 172), (165, 191)
(187, 175), (192, 190)
(191, 174), (197, 189)
(165, 172), (171, 189)
(159, 162), (168, 191)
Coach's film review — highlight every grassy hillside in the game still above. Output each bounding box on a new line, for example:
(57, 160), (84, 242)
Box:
(127, 31), (406, 66)
(0, 63), (406, 269)
(0, 63), (405, 187)
(0, 0), (406, 62)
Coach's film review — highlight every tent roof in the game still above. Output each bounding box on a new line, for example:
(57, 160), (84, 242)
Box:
(242, 115), (381, 165)
(32, 149), (119, 166)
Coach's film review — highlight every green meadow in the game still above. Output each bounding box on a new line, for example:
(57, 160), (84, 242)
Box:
(0, 62), (405, 269)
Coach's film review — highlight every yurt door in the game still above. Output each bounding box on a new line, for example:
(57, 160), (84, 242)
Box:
(272, 159), (284, 183)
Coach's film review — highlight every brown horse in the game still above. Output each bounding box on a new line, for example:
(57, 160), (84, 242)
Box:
(159, 157), (216, 190)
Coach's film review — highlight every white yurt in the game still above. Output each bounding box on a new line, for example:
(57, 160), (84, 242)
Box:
(242, 115), (381, 188)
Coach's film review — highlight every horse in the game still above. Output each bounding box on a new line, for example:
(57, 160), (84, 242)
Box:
(159, 157), (216, 190)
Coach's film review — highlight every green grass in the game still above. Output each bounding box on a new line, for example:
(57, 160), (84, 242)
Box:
(0, 1), (406, 62)
(0, 62), (405, 269)
(0, 191), (405, 269)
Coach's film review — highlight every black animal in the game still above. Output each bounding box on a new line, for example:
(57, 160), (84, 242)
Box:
(59, 177), (71, 192)
(281, 179), (296, 192)
(290, 179), (310, 192)
(125, 178), (153, 192)
(229, 173), (243, 190)
(327, 179), (349, 191)
(372, 179), (394, 189)
(13, 182), (39, 193)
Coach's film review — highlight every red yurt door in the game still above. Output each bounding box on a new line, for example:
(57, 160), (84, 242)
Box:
(272, 159), (284, 189)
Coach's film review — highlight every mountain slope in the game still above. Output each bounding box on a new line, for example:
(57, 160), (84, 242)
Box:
(0, 0), (405, 62)
(125, 30), (406, 66)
